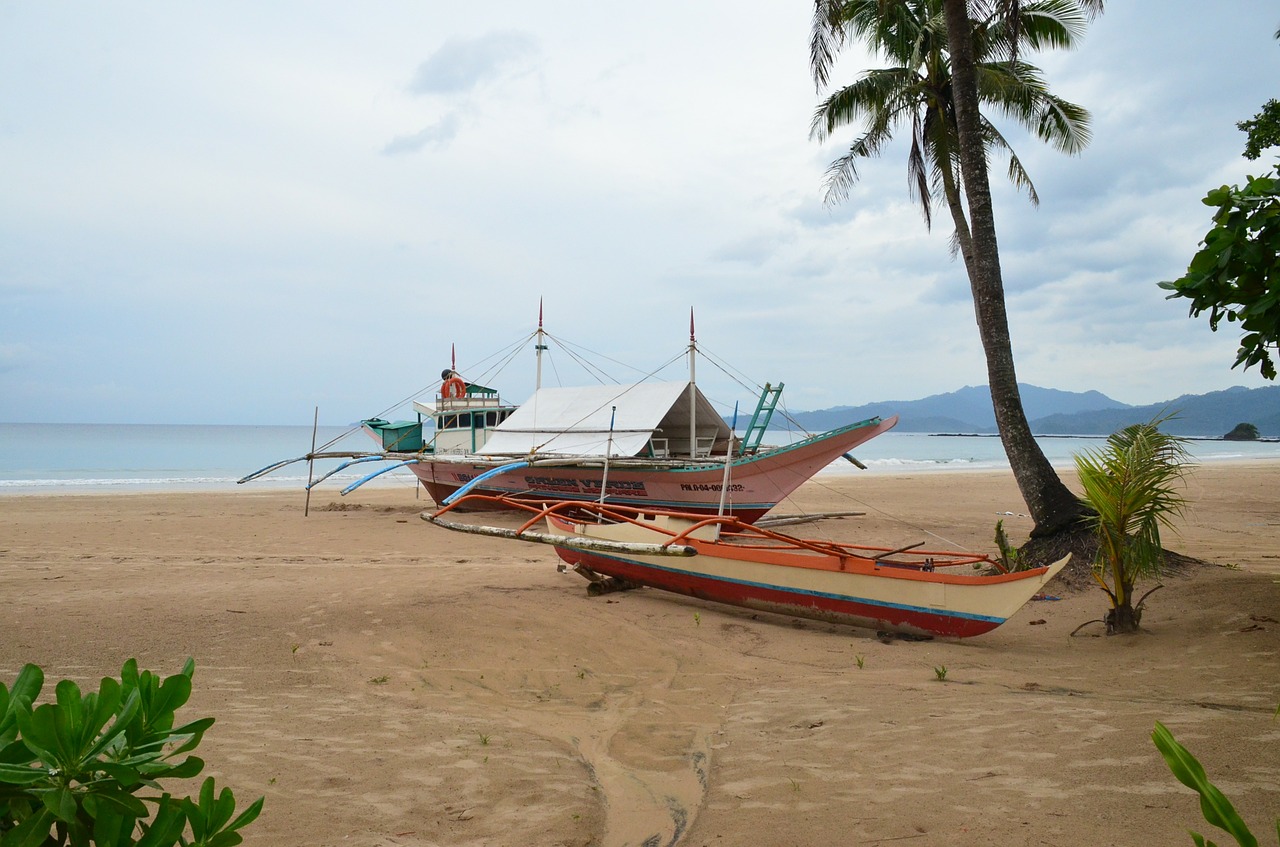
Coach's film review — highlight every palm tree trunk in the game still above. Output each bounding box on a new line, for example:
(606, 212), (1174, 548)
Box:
(940, 0), (1085, 537)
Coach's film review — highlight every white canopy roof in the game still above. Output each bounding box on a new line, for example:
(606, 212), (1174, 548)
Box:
(477, 381), (731, 457)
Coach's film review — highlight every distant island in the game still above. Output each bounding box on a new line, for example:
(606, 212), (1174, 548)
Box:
(773, 384), (1280, 438)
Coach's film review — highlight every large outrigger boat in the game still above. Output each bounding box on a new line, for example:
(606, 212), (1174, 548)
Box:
(240, 308), (896, 523)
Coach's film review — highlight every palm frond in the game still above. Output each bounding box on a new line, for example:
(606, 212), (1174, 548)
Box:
(822, 152), (863, 205)
(811, 0), (1095, 221)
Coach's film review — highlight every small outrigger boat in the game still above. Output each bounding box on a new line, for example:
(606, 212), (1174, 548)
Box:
(425, 494), (1069, 639)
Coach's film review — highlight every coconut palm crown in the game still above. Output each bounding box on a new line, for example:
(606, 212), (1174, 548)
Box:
(810, 0), (1092, 248)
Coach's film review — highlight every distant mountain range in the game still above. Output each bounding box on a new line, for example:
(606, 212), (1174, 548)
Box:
(781, 384), (1280, 437)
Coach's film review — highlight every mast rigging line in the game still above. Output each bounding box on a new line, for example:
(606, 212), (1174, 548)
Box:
(541, 331), (669, 384)
(304, 332), (536, 455)
(694, 343), (814, 435)
(527, 347), (697, 454)
(304, 324), (821, 456)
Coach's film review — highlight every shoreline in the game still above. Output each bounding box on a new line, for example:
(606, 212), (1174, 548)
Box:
(3, 453), (1276, 498)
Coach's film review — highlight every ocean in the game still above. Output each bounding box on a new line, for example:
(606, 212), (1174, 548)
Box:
(1, 422), (1277, 496)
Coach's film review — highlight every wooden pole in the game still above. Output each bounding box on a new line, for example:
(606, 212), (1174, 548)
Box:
(304, 406), (318, 517)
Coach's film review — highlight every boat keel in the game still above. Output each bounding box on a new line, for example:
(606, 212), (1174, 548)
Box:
(558, 562), (640, 596)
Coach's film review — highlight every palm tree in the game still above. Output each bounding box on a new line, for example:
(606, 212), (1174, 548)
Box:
(811, 0), (1089, 251)
(939, 0), (1102, 537)
(811, 0), (1098, 536)
(1074, 420), (1191, 633)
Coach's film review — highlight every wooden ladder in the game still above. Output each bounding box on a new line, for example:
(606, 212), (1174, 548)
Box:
(740, 382), (783, 455)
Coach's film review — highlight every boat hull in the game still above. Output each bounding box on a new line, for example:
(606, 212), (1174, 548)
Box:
(544, 515), (1067, 638)
(410, 416), (897, 523)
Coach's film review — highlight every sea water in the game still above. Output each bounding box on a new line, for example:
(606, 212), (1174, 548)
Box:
(0, 423), (391, 495)
(0, 422), (1276, 496)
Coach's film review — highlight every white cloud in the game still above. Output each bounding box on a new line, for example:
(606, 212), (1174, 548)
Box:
(0, 0), (1276, 424)
(407, 31), (539, 96)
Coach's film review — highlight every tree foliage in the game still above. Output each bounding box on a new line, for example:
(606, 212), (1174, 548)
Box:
(1159, 170), (1280, 381)
(1223, 422), (1260, 441)
(809, 0), (1092, 238)
(1239, 99), (1280, 162)
(1238, 26), (1280, 162)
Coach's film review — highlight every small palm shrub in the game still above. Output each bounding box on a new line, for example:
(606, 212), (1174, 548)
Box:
(1074, 417), (1191, 633)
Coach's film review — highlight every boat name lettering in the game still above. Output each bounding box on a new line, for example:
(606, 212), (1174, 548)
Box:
(679, 483), (744, 492)
(581, 479), (648, 493)
(524, 475), (583, 492)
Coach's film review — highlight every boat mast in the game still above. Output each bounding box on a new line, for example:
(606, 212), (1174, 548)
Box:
(717, 403), (738, 516)
(688, 308), (696, 458)
(599, 405), (616, 509)
(535, 298), (547, 391)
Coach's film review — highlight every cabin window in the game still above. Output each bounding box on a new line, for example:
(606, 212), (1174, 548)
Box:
(485, 411), (499, 427)
(440, 413), (472, 431)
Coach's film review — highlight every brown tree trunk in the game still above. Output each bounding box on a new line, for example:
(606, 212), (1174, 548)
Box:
(1106, 601), (1142, 634)
(940, 0), (1086, 537)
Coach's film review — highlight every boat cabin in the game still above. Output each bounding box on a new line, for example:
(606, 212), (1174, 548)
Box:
(362, 379), (517, 455)
(413, 380), (517, 454)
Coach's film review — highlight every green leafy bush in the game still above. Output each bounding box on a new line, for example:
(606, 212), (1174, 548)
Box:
(1153, 720), (1278, 847)
(0, 659), (262, 847)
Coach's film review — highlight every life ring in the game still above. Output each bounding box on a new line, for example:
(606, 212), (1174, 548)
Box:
(441, 376), (467, 399)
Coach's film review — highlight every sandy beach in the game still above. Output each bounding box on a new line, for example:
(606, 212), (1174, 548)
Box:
(2, 463), (1277, 846)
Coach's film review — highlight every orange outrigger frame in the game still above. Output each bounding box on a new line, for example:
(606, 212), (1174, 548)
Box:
(430, 493), (1002, 575)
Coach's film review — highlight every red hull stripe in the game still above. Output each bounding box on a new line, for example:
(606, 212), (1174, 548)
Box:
(569, 551), (1005, 636)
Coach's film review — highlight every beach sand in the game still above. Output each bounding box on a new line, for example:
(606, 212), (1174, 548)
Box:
(2, 464), (1277, 846)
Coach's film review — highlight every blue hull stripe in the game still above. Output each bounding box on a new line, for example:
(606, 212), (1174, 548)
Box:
(584, 552), (1005, 625)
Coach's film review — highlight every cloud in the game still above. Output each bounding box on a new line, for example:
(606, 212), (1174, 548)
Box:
(407, 30), (539, 96)
(709, 230), (795, 266)
(382, 112), (463, 155)
(0, 342), (35, 375)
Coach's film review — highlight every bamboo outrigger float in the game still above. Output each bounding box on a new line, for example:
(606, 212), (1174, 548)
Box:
(426, 494), (1069, 639)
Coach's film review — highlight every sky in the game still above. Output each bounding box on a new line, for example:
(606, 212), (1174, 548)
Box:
(2, 1), (1278, 426)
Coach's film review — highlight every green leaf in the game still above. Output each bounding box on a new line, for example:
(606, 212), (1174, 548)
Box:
(166, 717), (215, 756)
(14, 705), (61, 768)
(84, 784), (150, 819)
(0, 764), (46, 786)
(41, 785), (77, 824)
(1152, 722), (1258, 847)
(181, 778), (262, 847)
(1, 667), (43, 726)
(84, 687), (141, 763)
(223, 796), (264, 834)
(0, 806), (54, 847)
(154, 755), (204, 781)
(89, 803), (137, 847)
(134, 795), (186, 847)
